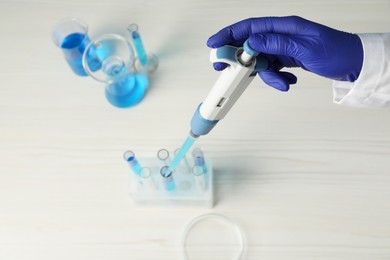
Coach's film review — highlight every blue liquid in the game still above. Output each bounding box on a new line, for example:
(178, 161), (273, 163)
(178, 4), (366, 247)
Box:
(61, 33), (86, 49)
(105, 74), (149, 108)
(60, 33), (89, 76)
(60, 33), (101, 76)
(131, 163), (142, 175)
(160, 166), (176, 191)
(127, 157), (142, 175)
(193, 148), (207, 173)
(165, 180), (176, 191)
(194, 157), (207, 173)
(168, 134), (197, 174)
(132, 32), (148, 66)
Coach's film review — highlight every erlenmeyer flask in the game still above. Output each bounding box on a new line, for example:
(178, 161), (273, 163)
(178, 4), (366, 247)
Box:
(83, 33), (149, 108)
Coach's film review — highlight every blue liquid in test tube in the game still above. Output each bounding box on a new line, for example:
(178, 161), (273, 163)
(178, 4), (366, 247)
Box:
(128, 24), (148, 66)
(192, 147), (207, 173)
(123, 150), (142, 175)
(160, 166), (176, 191)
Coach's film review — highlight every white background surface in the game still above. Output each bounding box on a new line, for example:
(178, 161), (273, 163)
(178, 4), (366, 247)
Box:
(1, 0), (390, 259)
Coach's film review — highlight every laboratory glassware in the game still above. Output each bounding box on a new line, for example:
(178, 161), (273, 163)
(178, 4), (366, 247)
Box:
(157, 148), (170, 166)
(160, 166), (175, 191)
(52, 18), (98, 76)
(82, 33), (149, 108)
(127, 23), (158, 74)
(192, 165), (206, 190)
(123, 150), (142, 175)
(140, 167), (157, 190)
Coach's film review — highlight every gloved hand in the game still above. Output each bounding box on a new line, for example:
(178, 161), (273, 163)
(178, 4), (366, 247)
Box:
(207, 16), (363, 91)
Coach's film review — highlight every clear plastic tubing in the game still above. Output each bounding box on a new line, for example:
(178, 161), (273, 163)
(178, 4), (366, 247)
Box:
(160, 166), (175, 191)
(192, 147), (207, 173)
(192, 165), (206, 190)
(123, 150), (142, 175)
(127, 23), (148, 66)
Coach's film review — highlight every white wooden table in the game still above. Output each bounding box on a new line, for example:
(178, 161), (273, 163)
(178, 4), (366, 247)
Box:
(1, 0), (390, 259)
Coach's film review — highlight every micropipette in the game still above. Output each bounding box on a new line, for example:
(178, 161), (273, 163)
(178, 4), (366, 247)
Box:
(168, 40), (268, 174)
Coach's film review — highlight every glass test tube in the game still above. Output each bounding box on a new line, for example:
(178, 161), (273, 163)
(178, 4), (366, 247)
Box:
(127, 23), (158, 74)
(140, 167), (157, 190)
(192, 148), (207, 173)
(123, 150), (142, 175)
(160, 166), (175, 191)
(157, 148), (170, 166)
(192, 165), (206, 190)
(127, 23), (148, 66)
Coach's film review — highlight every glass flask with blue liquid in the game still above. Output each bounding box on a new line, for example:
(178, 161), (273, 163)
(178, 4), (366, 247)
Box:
(82, 34), (149, 108)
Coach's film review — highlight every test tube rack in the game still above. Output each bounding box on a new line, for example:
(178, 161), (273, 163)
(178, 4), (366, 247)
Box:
(126, 151), (213, 208)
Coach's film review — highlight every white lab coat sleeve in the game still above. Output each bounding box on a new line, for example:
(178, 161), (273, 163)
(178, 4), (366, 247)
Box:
(333, 33), (390, 108)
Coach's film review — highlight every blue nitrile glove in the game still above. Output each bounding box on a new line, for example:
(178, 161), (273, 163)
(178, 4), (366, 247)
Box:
(207, 16), (363, 91)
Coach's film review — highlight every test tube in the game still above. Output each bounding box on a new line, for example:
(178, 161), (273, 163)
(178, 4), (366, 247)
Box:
(157, 148), (170, 166)
(192, 165), (206, 190)
(192, 148), (207, 173)
(127, 23), (147, 66)
(127, 23), (158, 74)
(123, 150), (142, 175)
(160, 166), (175, 191)
(139, 167), (157, 190)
